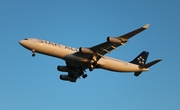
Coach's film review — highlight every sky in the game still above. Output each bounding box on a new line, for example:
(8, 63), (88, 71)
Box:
(0, 0), (180, 110)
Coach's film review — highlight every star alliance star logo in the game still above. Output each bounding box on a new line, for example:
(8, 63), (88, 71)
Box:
(137, 56), (145, 65)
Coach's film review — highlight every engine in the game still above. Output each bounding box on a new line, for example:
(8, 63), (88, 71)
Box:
(79, 47), (94, 54)
(60, 75), (76, 82)
(57, 65), (71, 72)
(107, 37), (124, 44)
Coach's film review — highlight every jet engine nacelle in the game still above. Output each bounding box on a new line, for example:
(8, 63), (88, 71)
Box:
(60, 75), (76, 82)
(107, 37), (123, 44)
(79, 47), (94, 54)
(57, 65), (71, 72)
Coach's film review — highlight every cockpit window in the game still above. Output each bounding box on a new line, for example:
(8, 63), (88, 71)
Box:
(24, 38), (28, 40)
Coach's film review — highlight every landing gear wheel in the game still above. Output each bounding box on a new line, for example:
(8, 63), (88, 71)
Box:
(32, 53), (36, 57)
(82, 74), (87, 79)
(89, 68), (93, 71)
(32, 49), (36, 57)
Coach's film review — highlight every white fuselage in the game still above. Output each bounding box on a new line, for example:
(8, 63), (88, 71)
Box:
(19, 38), (147, 73)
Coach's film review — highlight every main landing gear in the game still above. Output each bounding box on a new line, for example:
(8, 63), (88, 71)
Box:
(89, 61), (97, 72)
(32, 49), (36, 57)
(82, 74), (87, 79)
(89, 55), (97, 71)
(89, 65), (94, 71)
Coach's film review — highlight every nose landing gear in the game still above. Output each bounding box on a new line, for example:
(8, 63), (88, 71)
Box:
(32, 53), (36, 57)
(32, 49), (36, 57)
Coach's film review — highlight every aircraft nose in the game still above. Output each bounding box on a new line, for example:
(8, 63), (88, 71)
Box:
(19, 40), (23, 45)
(19, 40), (26, 46)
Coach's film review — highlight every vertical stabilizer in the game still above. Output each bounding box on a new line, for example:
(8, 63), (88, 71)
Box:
(130, 51), (149, 65)
(130, 51), (162, 77)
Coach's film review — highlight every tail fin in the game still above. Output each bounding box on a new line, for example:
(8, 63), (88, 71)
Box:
(130, 51), (149, 65)
(130, 51), (162, 76)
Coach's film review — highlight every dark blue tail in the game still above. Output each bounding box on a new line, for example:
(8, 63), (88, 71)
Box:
(130, 51), (162, 77)
(130, 51), (149, 65)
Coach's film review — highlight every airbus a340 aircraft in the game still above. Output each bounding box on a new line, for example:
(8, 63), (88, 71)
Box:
(19, 24), (162, 82)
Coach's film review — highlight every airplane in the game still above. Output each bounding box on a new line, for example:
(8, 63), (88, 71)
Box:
(19, 24), (162, 82)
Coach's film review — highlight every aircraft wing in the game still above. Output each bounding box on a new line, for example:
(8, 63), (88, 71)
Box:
(73, 24), (150, 65)
(65, 62), (86, 82)
(89, 24), (150, 60)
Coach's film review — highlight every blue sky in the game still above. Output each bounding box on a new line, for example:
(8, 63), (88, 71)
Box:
(0, 0), (180, 110)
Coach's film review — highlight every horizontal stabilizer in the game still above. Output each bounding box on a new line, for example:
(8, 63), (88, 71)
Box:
(134, 72), (142, 76)
(140, 59), (162, 68)
(134, 59), (162, 77)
